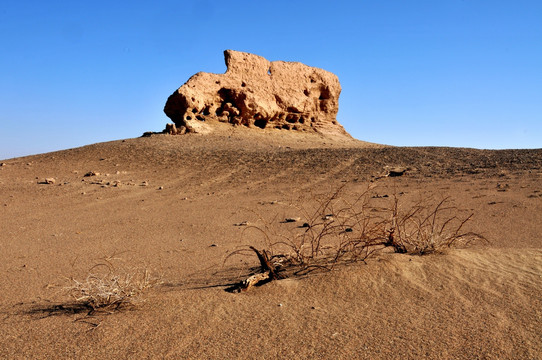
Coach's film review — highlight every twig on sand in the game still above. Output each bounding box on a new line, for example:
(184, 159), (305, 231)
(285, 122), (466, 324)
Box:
(230, 246), (281, 292)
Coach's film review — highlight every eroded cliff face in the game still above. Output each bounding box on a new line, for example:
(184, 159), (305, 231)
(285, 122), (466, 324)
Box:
(163, 50), (350, 137)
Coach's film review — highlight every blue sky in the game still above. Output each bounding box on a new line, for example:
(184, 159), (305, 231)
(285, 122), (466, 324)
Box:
(1, 1), (541, 159)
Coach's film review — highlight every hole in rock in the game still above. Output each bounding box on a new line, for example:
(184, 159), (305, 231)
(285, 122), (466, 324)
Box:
(241, 82), (246, 87)
(319, 86), (331, 100)
(286, 107), (300, 113)
(192, 108), (198, 113)
(303, 89), (310, 96)
(267, 68), (271, 75)
(286, 116), (297, 124)
(218, 88), (236, 107)
(254, 119), (267, 129)
(282, 124), (290, 130)
(196, 115), (205, 121)
(186, 116), (192, 120)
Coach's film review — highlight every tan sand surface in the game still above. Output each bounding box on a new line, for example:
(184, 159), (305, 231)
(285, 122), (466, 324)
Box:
(1, 133), (541, 359)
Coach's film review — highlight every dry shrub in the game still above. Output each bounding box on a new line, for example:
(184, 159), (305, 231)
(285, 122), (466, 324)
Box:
(66, 262), (160, 312)
(284, 184), (388, 268)
(228, 185), (384, 276)
(388, 196), (488, 255)
(229, 185), (487, 283)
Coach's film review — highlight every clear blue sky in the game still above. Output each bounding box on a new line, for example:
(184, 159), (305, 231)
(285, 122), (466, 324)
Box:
(1, 1), (541, 159)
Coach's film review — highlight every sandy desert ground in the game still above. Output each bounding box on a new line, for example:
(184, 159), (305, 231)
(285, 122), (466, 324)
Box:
(1, 129), (541, 359)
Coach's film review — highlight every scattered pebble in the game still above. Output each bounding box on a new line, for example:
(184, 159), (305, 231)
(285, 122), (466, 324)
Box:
(258, 200), (278, 205)
(234, 221), (249, 226)
(84, 171), (99, 177)
(0, 162), (6, 166)
(386, 167), (408, 177)
(141, 181), (149, 186)
(210, 244), (218, 247)
(284, 217), (300, 223)
(158, 186), (164, 190)
(43, 178), (55, 185)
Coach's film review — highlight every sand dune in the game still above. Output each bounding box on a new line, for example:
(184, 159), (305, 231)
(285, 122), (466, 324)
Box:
(1, 134), (541, 359)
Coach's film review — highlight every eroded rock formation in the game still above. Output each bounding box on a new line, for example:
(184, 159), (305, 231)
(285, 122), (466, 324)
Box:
(164, 50), (350, 137)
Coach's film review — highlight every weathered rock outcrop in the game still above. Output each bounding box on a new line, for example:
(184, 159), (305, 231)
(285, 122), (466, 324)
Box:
(164, 50), (350, 137)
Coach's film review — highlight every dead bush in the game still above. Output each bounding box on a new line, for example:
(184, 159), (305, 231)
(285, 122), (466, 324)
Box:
(388, 196), (488, 255)
(227, 185), (488, 291)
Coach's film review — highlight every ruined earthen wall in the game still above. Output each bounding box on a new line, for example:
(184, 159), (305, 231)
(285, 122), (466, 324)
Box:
(164, 50), (348, 137)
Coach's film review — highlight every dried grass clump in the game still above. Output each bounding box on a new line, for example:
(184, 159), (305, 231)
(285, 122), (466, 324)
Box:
(66, 265), (159, 312)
